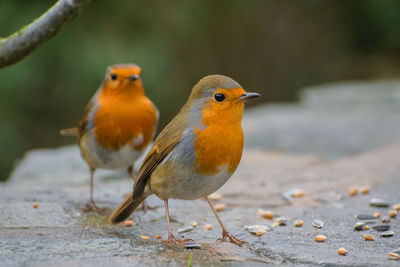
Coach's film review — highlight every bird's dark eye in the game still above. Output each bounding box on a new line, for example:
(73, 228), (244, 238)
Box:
(111, 73), (117, 80)
(214, 93), (225, 102)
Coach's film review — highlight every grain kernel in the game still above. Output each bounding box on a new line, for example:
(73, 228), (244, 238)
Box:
(315, 235), (327, 242)
(293, 189), (305, 198)
(294, 220), (304, 227)
(393, 204), (400, 211)
(389, 252), (399, 260)
(208, 193), (222, 201)
(124, 220), (133, 227)
(33, 203), (39, 208)
(261, 210), (274, 219)
(389, 210), (397, 218)
(154, 235), (161, 239)
(364, 225), (370, 230)
(204, 224), (212, 230)
(337, 248), (347, 255)
(348, 187), (358, 197)
(373, 212), (381, 218)
(215, 203), (226, 212)
(360, 187), (370, 194)
(140, 235), (149, 240)
(364, 234), (374, 241)
(191, 221), (198, 227)
(256, 229), (266, 236)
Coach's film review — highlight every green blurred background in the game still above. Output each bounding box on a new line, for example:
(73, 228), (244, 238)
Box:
(1, 0), (400, 181)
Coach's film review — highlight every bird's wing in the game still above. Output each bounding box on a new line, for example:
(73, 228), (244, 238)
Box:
(77, 97), (95, 139)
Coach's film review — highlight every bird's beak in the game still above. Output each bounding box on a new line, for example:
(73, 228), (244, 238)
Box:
(240, 92), (261, 100)
(129, 74), (139, 81)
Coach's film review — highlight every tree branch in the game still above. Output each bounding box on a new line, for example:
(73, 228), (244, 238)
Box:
(0, 0), (91, 69)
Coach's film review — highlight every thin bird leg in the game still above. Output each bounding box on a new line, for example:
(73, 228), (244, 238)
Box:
(163, 199), (190, 245)
(85, 168), (101, 211)
(204, 197), (247, 247)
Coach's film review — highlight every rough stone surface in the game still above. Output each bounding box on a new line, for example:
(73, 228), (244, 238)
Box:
(2, 81), (400, 266)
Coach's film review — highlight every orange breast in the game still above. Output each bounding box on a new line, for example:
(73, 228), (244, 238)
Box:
(94, 92), (157, 151)
(194, 97), (244, 175)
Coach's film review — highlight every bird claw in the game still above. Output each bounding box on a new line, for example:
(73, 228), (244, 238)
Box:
(162, 234), (193, 246)
(219, 231), (248, 247)
(83, 201), (106, 213)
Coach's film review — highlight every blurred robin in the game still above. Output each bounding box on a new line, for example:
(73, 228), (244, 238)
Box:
(61, 64), (159, 211)
(109, 74), (259, 246)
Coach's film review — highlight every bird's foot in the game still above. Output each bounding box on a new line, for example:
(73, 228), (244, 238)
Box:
(162, 234), (193, 246)
(219, 230), (248, 247)
(83, 201), (106, 213)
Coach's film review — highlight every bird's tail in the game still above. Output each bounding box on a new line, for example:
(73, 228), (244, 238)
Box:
(60, 127), (79, 136)
(108, 192), (147, 224)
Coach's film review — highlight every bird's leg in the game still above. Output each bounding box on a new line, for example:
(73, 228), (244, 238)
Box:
(85, 168), (102, 212)
(204, 197), (247, 247)
(163, 200), (184, 245)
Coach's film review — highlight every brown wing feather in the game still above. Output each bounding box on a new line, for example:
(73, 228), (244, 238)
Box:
(78, 98), (95, 139)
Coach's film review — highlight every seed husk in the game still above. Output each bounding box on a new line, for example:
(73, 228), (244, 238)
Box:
(204, 224), (212, 230)
(379, 230), (395, 237)
(382, 217), (391, 223)
(184, 243), (202, 250)
(372, 224), (390, 231)
(244, 224), (274, 234)
(191, 221), (198, 227)
(294, 220), (304, 227)
(276, 216), (288, 226)
(315, 235), (327, 242)
(312, 219), (324, 229)
(215, 203), (226, 212)
(389, 252), (399, 260)
(364, 234), (374, 241)
(124, 220), (133, 227)
(256, 229), (267, 236)
(369, 198), (389, 207)
(356, 214), (378, 223)
(348, 187), (358, 197)
(389, 210), (397, 218)
(354, 222), (366, 231)
(393, 204), (400, 211)
(178, 226), (194, 233)
(208, 193), (222, 201)
(337, 248), (347, 255)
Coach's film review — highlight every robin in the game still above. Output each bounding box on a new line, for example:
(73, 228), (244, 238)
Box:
(61, 64), (159, 211)
(108, 74), (260, 246)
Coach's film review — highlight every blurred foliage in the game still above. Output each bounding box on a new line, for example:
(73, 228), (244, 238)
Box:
(1, 0), (400, 180)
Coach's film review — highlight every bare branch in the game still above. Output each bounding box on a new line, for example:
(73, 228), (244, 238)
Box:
(0, 0), (91, 69)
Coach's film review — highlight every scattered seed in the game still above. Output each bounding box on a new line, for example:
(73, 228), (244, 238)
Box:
(312, 219), (324, 229)
(389, 210), (397, 218)
(140, 235), (150, 240)
(393, 204), (400, 211)
(364, 225), (370, 230)
(215, 203), (226, 212)
(184, 243), (201, 250)
(33, 203), (39, 209)
(360, 187), (370, 194)
(389, 252), (400, 260)
(204, 224), (212, 230)
(244, 224), (274, 234)
(315, 235), (327, 242)
(292, 189), (305, 198)
(382, 217), (391, 223)
(261, 210), (274, 219)
(124, 220), (133, 227)
(294, 220), (304, 227)
(356, 214), (378, 223)
(372, 224), (390, 232)
(364, 234), (374, 241)
(178, 226), (194, 233)
(369, 198), (389, 208)
(154, 235), (161, 239)
(379, 230), (395, 237)
(392, 248), (400, 254)
(373, 212), (381, 218)
(191, 221), (198, 228)
(256, 229), (267, 236)
(337, 248), (347, 255)
(348, 187), (358, 197)
(208, 193), (222, 201)
(354, 222), (366, 231)
(278, 216), (288, 226)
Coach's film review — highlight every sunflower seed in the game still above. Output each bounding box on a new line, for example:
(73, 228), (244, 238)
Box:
(277, 216), (288, 226)
(392, 248), (400, 254)
(178, 226), (194, 233)
(184, 243), (201, 250)
(379, 230), (395, 237)
(312, 219), (324, 229)
(372, 225), (390, 232)
(356, 214), (378, 223)
(244, 224), (274, 234)
(370, 198), (389, 207)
